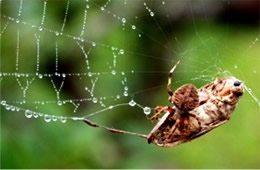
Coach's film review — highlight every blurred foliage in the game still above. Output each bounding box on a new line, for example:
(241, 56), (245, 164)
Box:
(1, 0), (260, 168)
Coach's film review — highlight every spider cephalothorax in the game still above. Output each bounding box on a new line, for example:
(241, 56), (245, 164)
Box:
(83, 61), (244, 148)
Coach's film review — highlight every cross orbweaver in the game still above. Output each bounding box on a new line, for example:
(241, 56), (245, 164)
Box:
(83, 61), (244, 148)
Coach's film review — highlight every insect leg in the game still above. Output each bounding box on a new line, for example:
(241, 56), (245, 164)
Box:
(83, 119), (148, 139)
(167, 60), (180, 96)
(151, 106), (173, 121)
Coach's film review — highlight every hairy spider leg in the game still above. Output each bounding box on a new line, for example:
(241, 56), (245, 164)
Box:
(83, 118), (148, 139)
(167, 60), (180, 97)
(151, 106), (174, 121)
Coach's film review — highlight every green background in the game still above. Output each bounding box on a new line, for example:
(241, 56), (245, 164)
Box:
(1, 0), (260, 168)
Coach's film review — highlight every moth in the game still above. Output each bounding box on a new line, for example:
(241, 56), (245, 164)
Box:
(83, 61), (244, 148)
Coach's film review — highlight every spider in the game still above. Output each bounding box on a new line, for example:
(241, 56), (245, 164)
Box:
(83, 61), (244, 148)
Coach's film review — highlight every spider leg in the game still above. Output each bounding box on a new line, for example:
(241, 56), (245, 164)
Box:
(151, 106), (173, 121)
(167, 60), (180, 96)
(165, 117), (181, 143)
(83, 119), (148, 139)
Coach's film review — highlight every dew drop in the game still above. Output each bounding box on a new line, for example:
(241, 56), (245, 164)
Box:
(52, 115), (58, 121)
(55, 32), (60, 36)
(121, 18), (126, 23)
(33, 112), (39, 118)
(116, 95), (120, 99)
(124, 86), (128, 91)
(5, 105), (10, 110)
(109, 105), (114, 109)
(11, 106), (16, 111)
(1, 100), (6, 106)
(123, 91), (128, 96)
(143, 107), (151, 115)
(60, 117), (67, 123)
(162, 1), (165, 5)
(92, 42), (96, 46)
(38, 26), (43, 31)
(150, 12), (154, 16)
(57, 101), (63, 106)
(25, 110), (33, 118)
(120, 49), (124, 54)
(129, 100), (136, 107)
(101, 6), (105, 11)
(131, 25), (136, 30)
(234, 64), (238, 69)
(44, 114), (51, 122)
(16, 19), (20, 24)
(38, 74), (43, 79)
(92, 97), (98, 103)
(88, 72), (92, 77)
(62, 73), (66, 78)
(111, 70), (116, 75)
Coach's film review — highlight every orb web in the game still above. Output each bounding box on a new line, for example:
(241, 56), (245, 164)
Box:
(0, 0), (259, 128)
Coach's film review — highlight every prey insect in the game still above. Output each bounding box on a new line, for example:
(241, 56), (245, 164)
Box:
(83, 60), (244, 148)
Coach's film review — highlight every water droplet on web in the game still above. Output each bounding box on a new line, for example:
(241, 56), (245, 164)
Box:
(16, 19), (20, 24)
(38, 74), (43, 79)
(85, 87), (88, 91)
(123, 91), (128, 96)
(120, 49), (124, 54)
(234, 64), (238, 69)
(38, 26), (43, 31)
(162, 1), (165, 5)
(25, 110), (32, 118)
(11, 106), (16, 111)
(92, 97), (98, 103)
(111, 70), (116, 75)
(143, 107), (151, 115)
(44, 114), (51, 122)
(55, 32), (60, 36)
(5, 105), (10, 110)
(88, 72), (92, 77)
(124, 86), (128, 91)
(129, 100), (136, 107)
(131, 25), (136, 30)
(116, 95), (120, 99)
(101, 6), (105, 11)
(92, 42), (96, 46)
(57, 101), (62, 106)
(1, 100), (6, 105)
(121, 18), (126, 23)
(150, 12), (154, 17)
(62, 73), (66, 78)
(60, 117), (67, 123)
(33, 112), (39, 118)
(109, 105), (114, 109)
(52, 115), (57, 121)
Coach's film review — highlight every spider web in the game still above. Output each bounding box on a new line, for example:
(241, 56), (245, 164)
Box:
(0, 0), (259, 135)
(1, 0), (260, 168)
